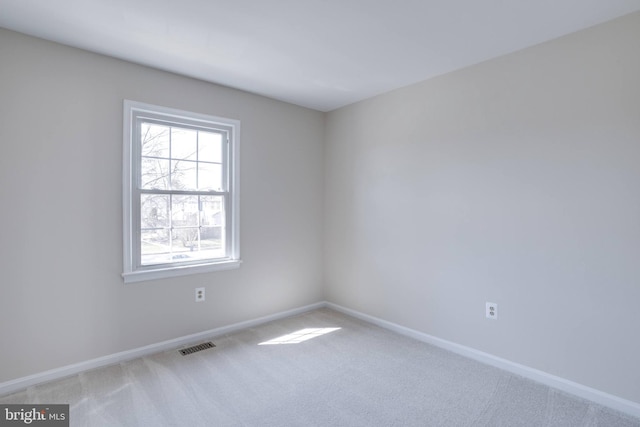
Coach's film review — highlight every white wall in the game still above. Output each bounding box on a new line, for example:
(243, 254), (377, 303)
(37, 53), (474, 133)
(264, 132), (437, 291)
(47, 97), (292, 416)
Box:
(325, 12), (640, 403)
(2, 10), (640, 407)
(0, 29), (325, 383)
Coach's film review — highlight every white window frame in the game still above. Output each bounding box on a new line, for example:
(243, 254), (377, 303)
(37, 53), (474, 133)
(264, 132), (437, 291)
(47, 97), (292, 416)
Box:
(122, 100), (241, 283)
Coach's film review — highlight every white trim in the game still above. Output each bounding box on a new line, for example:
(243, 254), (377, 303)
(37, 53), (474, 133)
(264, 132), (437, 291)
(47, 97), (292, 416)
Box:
(3, 300), (639, 420)
(325, 302), (640, 419)
(122, 101), (134, 273)
(122, 259), (242, 283)
(122, 100), (241, 283)
(229, 123), (240, 261)
(0, 302), (324, 397)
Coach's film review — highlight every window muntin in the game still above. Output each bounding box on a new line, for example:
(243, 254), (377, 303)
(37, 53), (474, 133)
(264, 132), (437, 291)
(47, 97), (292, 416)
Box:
(123, 101), (240, 283)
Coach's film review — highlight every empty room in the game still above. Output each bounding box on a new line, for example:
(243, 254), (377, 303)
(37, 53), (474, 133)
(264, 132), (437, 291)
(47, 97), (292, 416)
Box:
(1, 1), (639, 425)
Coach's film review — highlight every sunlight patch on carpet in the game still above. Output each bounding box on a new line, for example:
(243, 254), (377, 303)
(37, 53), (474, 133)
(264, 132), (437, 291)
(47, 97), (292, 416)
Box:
(258, 327), (341, 345)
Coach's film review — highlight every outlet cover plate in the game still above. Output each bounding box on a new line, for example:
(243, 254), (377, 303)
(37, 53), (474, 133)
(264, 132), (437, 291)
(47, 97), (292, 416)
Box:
(486, 302), (497, 320)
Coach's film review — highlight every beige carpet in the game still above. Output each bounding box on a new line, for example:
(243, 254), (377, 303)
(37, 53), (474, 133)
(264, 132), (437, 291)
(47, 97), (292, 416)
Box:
(1, 308), (639, 426)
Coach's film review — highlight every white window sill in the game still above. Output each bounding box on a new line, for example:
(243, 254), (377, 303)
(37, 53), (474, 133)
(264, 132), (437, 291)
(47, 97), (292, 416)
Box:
(122, 259), (242, 284)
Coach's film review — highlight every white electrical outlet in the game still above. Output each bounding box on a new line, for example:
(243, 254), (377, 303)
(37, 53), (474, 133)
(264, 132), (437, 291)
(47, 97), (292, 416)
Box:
(195, 287), (205, 302)
(486, 302), (497, 319)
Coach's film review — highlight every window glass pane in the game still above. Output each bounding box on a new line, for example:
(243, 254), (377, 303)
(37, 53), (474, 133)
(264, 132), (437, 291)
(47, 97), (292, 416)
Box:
(199, 197), (226, 260)
(200, 196), (224, 227)
(198, 163), (223, 191)
(141, 158), (170, 190)
(170, 229), (225, 262)
(199, 228), (225, 258)
(171, 160), (197, 190)
(141, 229), (172, 265)
(172, 227), (199, 254)
(171, 195), (198, 227)
(171, 128), (197, 160)
(141, 194), (169, 229)
(199, 131), (223, 163)
(141, 123), (170, 158)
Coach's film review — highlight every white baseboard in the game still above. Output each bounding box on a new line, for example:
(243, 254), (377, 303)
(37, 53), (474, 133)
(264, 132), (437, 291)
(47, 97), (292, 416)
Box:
(3, 300), (639, 420)
(326, 302), (640, 419)
(0, 302), (325, 397)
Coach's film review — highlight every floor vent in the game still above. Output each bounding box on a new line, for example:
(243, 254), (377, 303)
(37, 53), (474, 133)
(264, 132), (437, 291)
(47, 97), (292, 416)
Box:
(179, 342), (215, 356)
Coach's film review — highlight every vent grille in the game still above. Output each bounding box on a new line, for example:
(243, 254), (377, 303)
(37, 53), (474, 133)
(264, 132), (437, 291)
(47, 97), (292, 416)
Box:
(179, 341), (215, 356)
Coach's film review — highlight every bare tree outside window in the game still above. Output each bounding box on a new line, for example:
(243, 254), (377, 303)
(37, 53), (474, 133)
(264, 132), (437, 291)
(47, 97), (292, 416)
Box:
(139, 123), (225, 266)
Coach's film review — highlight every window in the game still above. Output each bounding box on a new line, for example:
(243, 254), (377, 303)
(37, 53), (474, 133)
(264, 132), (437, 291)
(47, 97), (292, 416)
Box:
(123, 100), (240, 283)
